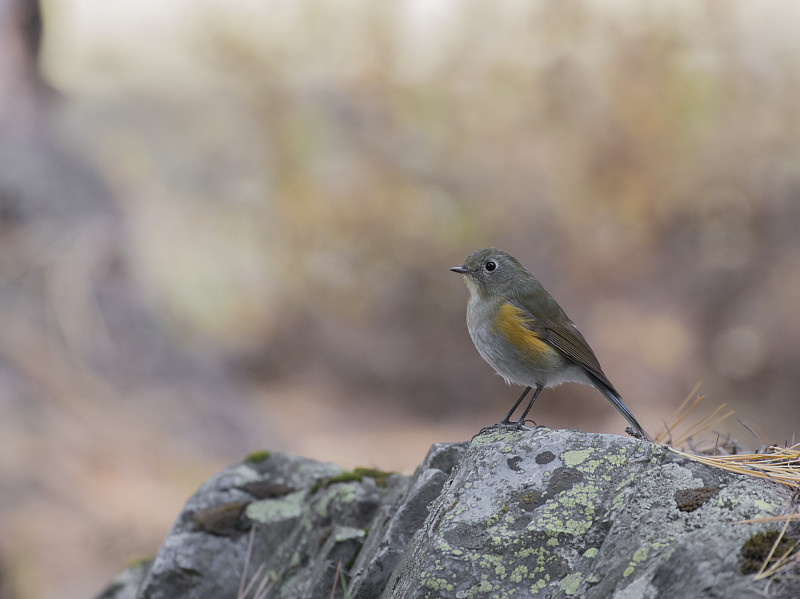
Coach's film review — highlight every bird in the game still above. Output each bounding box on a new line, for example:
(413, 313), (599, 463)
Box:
(451, 248), (649, 440)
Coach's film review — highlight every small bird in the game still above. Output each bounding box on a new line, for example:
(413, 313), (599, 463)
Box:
(451, 248), (649, 440)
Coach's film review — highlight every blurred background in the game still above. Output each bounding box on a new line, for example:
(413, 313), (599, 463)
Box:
(1, 0), (800, 597)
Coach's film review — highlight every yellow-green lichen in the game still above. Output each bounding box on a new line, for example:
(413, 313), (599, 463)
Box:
(546, 516), (590, 536)
(583, 547), (599, 559)
(530, 577), (548, 592)
(473, 429), (524, 445)
(230, 464), (262, 484)
(562, 448), (594, 467)
(753, 499), (774, 513)
(606, 452), (627, 467)
(614, 471), (638, 492)
(423, 577), (454, 592)
(486, 505), (510, 528)
(334, 526), (365, 542)
(476, 576), (494, 592)
(622, 546), (650, 578)
(436, 540), (452, 552)
(559, 572), (583, 595)
(585, 459), (604, 473)
(558, 482), (599, 514)
(246, 491), (304, 523)
(531, 480), (598, 536)
(651, 540), (672, 553)
(479, 553), (505, 574)
(314, 483), (357, 517)
(623, 565), (635, 578)
(509, 565), (528, 582)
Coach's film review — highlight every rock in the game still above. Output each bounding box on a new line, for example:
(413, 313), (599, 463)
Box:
(383, 428), (799, 598)
(95, 429), (800, 599)
(348, 442), (468, 599)
(134, 452), (396, 599)
(94, 559), (152, 599)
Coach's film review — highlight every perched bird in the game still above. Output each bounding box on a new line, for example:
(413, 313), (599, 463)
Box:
(451, 248), (649, 440)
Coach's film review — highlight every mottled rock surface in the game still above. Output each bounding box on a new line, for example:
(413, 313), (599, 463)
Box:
(384, 429), (798, 598)
(96, 429), (800, 599)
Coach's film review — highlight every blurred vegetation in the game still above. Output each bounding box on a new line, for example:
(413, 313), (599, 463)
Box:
(2, 1), (800, 598)
(57, 0), (800, 416)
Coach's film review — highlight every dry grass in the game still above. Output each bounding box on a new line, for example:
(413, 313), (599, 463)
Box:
(670, 443), (800, 492)
(654, 382), (737, 451)
(656, 385), (800, 581)
(656, 383), (800, 493)
(237, 527), (280, 599)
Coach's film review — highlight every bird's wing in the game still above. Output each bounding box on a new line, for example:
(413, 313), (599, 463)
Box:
(512, 295), (617, 393)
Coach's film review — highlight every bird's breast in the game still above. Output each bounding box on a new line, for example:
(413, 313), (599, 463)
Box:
(466, 300), (564, 386)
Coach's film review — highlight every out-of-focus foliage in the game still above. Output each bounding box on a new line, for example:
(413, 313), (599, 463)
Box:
(2, 1), (800, 598)
(53, 0), (800, 416)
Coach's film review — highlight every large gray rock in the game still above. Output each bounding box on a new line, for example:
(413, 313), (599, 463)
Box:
(383, 429), (797, 598)
(96, 428), (799, 599)
(349, 442), (468, 599)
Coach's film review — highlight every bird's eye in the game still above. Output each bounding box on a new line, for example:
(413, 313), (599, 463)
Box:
(485, 261), (497, 272)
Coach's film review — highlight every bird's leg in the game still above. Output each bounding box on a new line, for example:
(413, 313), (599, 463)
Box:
(475, 386), (538, 437)
(499, 386), (532, 424)
(516, 384), (543, 425)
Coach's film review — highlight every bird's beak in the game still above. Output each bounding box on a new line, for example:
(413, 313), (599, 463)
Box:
(450, 266), (470, 274)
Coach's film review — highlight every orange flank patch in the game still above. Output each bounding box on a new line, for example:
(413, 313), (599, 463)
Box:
(493, 303), (554, 358)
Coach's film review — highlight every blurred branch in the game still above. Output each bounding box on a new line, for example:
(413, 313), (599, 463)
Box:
(0, 0), (50, 134)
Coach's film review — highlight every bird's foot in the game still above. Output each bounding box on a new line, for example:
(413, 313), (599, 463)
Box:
(473, 422), (514, 438)
(502, 417), (539, 431)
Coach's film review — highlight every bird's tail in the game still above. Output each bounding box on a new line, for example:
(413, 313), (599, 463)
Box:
(590, 375), (650, 441)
